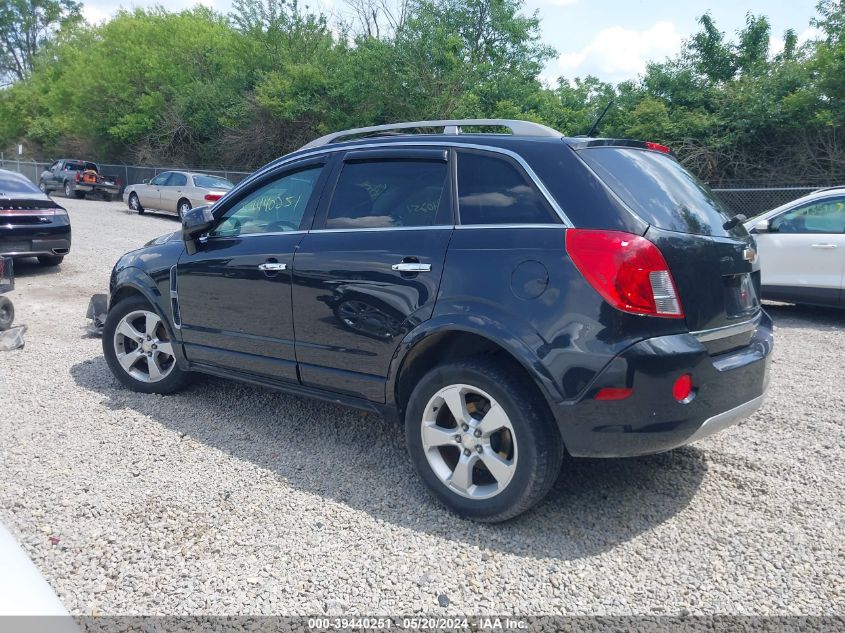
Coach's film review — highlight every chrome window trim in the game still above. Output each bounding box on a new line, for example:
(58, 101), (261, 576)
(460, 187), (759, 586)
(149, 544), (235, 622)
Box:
(206, 230), (307, 240)
(309, 225), (453, 234)
(690, 313), (761, 342)
(455, 223), (565, 230)
(232, 141), (574, 228)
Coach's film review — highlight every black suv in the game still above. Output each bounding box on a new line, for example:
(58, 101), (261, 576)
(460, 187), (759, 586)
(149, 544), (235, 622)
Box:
(103, 119), (772, 522)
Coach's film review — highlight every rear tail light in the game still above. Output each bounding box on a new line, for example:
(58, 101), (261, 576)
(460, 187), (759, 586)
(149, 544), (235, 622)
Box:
(594, 387), (633, 401)
(75, 171), (81, 182)
(204, 193), (223, 202)
(566, 229), (684, 318)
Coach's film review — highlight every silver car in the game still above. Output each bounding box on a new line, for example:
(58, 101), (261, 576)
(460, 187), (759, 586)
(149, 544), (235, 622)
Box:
(123, 171), (234, 219)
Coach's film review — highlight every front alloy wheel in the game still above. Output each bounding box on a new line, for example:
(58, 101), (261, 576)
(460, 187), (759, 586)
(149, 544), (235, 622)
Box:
(421, 384), (517, 499)
(103, 296), (190, 394)
(113, 309), (175, 383)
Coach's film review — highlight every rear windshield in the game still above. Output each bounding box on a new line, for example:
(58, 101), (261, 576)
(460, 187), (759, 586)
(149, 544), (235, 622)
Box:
(0, 173), (40, 194)
(65, 161), (97, 172)
(579, 147), (745, 237)
(193, 175), (234, 189)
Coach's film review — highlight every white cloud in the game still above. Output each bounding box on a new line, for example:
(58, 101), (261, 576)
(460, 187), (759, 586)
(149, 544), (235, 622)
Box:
(81, 4), (109, 24)
(556, 20), (682, 83)
(541, 0), (578, 6)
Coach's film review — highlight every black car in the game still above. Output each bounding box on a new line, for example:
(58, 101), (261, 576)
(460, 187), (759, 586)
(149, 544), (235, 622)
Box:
(102, 119), (773, 522)
(0, 169), (71, 266)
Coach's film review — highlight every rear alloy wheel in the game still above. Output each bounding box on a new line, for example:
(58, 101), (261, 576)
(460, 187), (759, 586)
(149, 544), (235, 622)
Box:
(64, 181), (73, 198)
(177, 199), (191, 220)
(405, 358), (563, 522)
(37, 255), (64, 267)
(128, 193), (144, 215)
(103, 297), (190, 394)
(39, 181), (48, 194)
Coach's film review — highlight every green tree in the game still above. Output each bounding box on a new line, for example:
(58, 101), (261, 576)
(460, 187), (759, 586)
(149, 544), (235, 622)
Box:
(0, 0), (81, 85)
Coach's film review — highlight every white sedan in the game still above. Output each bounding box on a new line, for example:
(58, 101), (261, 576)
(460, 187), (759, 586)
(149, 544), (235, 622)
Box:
(123, 171), (234, 219)
(744, 187), (845, 308)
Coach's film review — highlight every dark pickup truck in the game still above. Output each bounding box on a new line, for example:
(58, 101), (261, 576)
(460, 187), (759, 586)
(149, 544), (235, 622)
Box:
(39, 159), (119, 201)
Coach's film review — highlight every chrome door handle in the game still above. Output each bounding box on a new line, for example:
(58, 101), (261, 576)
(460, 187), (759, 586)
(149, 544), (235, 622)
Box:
(811, 243), (837, 249)
(258, 262), (287, 271)
(392, 262), (431, 272)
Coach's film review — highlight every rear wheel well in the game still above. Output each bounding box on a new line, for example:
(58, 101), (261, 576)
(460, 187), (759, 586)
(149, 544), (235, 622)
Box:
(395, 331), (551, 425)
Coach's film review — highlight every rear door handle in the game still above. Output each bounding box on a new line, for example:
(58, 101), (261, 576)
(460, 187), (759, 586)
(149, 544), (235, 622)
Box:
(811, 243), (837, 249)
(392, 262), (431, 272)
(258, 262), (287, 271)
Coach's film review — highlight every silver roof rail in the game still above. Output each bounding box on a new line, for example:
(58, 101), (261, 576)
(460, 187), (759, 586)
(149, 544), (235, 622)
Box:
(300, 119), (563, 150)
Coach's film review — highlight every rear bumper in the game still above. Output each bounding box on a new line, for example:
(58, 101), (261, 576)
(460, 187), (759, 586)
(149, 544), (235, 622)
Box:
(71, 183), (118, 194)
(0, 230), (72, 257)
(556, 310), (773, 457)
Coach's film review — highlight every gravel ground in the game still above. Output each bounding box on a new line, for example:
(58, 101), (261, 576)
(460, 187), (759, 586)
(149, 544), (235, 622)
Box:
(0, 197), (843, 616)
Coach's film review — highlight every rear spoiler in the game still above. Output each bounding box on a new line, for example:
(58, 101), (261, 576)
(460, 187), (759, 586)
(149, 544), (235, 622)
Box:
(564, 138), (674, 155)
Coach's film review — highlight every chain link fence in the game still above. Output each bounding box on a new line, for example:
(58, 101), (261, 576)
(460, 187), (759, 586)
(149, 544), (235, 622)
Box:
(1, 156), (840, 219)
(0, 158), (252, 196)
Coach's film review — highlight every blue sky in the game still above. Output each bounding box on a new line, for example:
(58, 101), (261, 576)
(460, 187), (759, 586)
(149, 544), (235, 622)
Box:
(81, 0), (822, 84)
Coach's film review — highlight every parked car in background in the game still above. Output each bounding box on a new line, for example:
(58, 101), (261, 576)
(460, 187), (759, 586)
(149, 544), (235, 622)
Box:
(0, 168), (70, 266)
(103, 119), (772, 522)
(39, 159), (119, 201)
(123, 171), (234, 219)
(745, 187), (845, 307)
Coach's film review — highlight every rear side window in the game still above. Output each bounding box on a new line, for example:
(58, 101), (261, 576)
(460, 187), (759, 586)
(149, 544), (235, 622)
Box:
(456, 151), (556, 225)
(0, 173), (40, 194)
(167, 173), (187, 187)
(326, 160), (448, 229)
(579, 147), (743, 237)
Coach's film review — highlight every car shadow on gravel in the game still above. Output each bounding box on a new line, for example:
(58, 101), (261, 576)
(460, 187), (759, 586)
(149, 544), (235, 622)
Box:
(764, 302), (844, 330)
(70, 356), (707, 560)
(7, 257), (65, 278)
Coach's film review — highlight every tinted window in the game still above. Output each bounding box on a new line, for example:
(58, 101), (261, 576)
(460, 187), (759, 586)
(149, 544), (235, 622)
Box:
(193, 175), (234, 189)
(325, 160), (448, 229)
(167, 173), (187, 187)
(211, 166), (323, 237)
(150, 173), (170, 186)
(770, 197), (845, 234)
(579, 147), (744, 237)
(0, 173), (40, 194)
(456, 152), (556, 225)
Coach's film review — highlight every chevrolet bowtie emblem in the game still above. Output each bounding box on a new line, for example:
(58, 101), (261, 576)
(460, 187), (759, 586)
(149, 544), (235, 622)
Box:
(743, 247), (756, 262)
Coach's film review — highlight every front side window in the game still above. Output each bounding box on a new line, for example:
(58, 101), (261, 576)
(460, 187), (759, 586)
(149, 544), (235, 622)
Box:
(150, 173), (171, 186)
(325, 159), (448, 229)
(167, 173), (187, 187)
(211, 166), (323, 237)
(770, 197), (845, 234)
(456, 151), (556, 225)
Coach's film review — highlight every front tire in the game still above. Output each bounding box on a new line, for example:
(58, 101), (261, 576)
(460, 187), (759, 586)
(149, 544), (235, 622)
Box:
(103, 296), (190, 394)
(37, 255), (64, 266)
(405, 358), (563, 522)
(128, 193), (144, 215)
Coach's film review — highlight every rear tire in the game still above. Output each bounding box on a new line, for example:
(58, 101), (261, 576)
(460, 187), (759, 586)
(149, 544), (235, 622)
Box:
(177, 199), (191, 220)
(103, 296), (191, 394)
(39, 181), (48, 194)
(37, 255), (64, 266)
(0, 297), (13, 331)
(64, 181), (73, 198)
(405, 357), (563, 522)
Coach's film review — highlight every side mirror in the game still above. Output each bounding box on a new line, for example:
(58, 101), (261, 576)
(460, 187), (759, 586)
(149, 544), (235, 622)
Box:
(182, 205), (215, 242)
(752, 219), (770, 234)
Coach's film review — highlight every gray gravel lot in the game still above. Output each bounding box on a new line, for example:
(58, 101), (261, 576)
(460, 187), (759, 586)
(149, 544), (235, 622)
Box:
(0, 197), (843, 616)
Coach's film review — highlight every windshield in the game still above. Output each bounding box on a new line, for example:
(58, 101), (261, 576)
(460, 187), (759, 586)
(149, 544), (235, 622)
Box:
(0, 173), (41, 194)
(193, 175), (234, 189)
(579, 147), (746, 238)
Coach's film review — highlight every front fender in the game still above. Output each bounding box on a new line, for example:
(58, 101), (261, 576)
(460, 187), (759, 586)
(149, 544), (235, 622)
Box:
(109, 266), (187, 368)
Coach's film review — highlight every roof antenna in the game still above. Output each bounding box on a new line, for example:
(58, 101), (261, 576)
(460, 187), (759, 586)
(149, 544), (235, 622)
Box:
(585, 99), (614, 137)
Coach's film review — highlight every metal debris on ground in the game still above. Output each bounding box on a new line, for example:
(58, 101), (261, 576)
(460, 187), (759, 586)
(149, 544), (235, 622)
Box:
(86, 293), (108, 337)
(0, 325), (26, 351)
